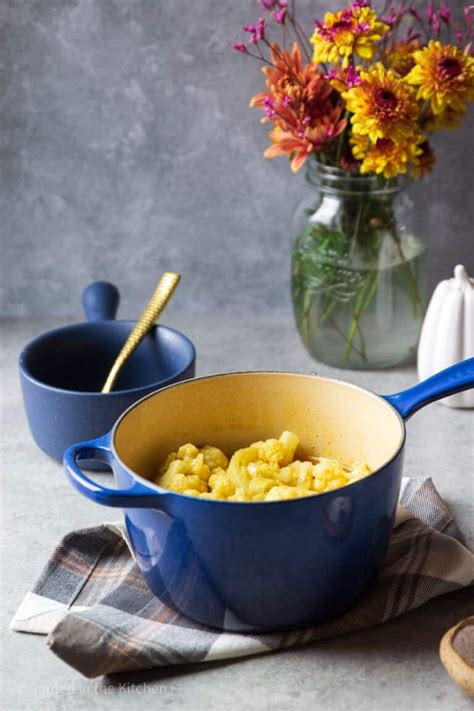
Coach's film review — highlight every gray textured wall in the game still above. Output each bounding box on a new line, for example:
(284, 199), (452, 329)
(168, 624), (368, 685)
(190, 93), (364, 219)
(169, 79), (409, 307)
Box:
(1, 0), (473, 319)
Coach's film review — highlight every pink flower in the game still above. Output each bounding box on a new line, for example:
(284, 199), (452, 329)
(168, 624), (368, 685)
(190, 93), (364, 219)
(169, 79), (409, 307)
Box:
(345, 63), (362, 87)
(232, 42), (247, 53)
(326, 64), (361, 89)
(263, 96), (276, 117)
(454, 22), (464, 43)
(243, 17), (266, 44)
(426, 1), (435, 22)
(381, 13), (397, 27)
(260, 0), (288, 7)
(432, 15), (441, 34)
(408, 7), (423, 22)
(440, 5), (451, 25)
(407, 28), (421, 41)
(272, 7), (287, 24)
(350, 0), (369, 9)
(282, 95), (291, 107)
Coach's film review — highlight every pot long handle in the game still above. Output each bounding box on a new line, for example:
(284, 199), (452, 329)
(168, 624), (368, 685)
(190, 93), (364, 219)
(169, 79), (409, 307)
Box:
(384, 358), (474, 419)
(64, 435), (165, 507)
(81, 281), (120, 322)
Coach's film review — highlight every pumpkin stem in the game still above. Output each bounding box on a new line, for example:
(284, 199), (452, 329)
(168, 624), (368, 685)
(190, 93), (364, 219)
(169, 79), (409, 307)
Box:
(454, 264), (469, 285)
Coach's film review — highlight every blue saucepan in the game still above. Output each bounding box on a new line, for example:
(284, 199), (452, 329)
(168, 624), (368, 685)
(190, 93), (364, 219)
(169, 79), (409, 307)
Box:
(64, 360), (473, 632)
(19, 282), (196, 463)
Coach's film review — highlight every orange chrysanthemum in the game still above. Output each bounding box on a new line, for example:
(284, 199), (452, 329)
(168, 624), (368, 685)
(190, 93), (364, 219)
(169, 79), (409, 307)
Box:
(343, 64), (419, 143)
(265, 108), (347, 173)
(405, 41), (474, 115)
(250, 42), (347, 172)
(250, 42), (332, 121)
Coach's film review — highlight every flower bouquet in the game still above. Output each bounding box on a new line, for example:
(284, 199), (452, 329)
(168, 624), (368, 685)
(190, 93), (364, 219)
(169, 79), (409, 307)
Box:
(234, 1), (474, 368)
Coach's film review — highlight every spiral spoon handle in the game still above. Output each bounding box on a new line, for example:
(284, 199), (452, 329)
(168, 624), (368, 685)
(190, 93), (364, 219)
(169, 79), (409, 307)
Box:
(101, 272), (181, 393)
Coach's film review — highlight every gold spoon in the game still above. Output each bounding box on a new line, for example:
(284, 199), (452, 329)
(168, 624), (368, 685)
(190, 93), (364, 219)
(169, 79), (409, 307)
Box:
(101, 272), (181, 393)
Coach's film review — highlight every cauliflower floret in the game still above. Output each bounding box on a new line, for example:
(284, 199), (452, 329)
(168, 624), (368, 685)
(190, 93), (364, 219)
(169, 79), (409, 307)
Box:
(189, 453), (211, 480)
(159, 451), (177, 474)
(347, 461), (371, 482)
(184, 474), (207, 493)
(313, 458), (345, 479)
(252, 439), (286, 465)
(226, 447), (259, 491)
(177, 443), (199, 461)
(208, 472), (235, 499)
(246, 461), (279, 479)
(312, 458), (346, 493)
(248, 477), (275, 497)
(325, 477), (349, 492)
(278, 461), (305, 486)
(264, 485), (300, 502)
(279, 431), (299, 466)
(200, 445), (229, 472)
(161, 472), (188, 493)
(250, 493), (267, 502)
(293, 461), (313, 490)
(295, 487), (314, 498)
(312, 476), (326, 493)
(157, 459), (188, 489)
(228, 490), (250, 502)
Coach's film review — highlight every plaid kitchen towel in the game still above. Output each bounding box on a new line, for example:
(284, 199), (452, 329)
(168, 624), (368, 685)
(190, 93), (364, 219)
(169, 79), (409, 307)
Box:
(11, 478), (474, 678)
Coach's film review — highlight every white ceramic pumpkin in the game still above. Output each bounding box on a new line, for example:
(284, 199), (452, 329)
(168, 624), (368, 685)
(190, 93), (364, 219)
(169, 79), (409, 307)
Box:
(418, 265), (474, 408)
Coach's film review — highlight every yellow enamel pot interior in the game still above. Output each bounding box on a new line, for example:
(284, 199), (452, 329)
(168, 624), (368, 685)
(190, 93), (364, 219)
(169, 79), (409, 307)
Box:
(114, 372), (404, 482)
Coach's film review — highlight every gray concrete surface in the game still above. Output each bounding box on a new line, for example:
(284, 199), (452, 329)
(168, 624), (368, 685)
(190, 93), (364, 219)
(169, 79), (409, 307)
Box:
(1, 1), (473, 319)
(1, 315), (473, 711)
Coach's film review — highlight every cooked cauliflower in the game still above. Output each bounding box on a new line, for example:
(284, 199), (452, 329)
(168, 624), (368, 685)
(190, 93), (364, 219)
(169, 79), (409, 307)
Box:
(155, 432), (371, 502)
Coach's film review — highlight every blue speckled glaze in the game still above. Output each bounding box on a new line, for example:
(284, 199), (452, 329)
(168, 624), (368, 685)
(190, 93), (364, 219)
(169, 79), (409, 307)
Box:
(64, 360), (474, 632)
(19, 282), (196, 462)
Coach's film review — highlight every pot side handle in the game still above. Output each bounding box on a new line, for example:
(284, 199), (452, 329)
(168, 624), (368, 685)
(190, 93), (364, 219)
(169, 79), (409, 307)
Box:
(81, 281), (120, 322)
(64, 435), (164, 507)
(384, 357), (474, 419)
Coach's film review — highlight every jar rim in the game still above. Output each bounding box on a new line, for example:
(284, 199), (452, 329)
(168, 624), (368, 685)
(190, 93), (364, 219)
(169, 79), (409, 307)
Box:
(306, 157), (403, 195)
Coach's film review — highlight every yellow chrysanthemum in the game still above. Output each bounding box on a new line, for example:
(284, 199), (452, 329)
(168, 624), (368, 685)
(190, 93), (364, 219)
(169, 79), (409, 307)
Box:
(405, 41), (474, 115)
(386, 38), (420, 77)
(351, 133), (423, 179)
(311, 4), (388, 68)
(425, 105), (465, 132)
(343, 64), (419, 143)
(411, 140), (435, 180)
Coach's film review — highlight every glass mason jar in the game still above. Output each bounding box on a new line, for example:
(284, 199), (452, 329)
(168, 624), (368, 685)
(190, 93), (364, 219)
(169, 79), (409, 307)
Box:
(292, 160), (426, 369)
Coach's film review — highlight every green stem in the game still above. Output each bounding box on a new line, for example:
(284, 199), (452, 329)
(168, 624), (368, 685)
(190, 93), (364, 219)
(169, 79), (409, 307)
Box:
(303, 295), (337, 345)
(335, 111), (350, 167)
(356, 321), (367, 361)
(390, 227), (423, 318)
(331, 316), (366, 361)
(300, 289), (313, 345)
(344, 271), (379, 364)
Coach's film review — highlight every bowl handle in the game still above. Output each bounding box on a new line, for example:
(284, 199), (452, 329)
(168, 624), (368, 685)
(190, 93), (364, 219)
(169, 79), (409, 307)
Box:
(384, 357), (474, 419)
(81, 282), (120, 322)
(64, 434), (165, 507)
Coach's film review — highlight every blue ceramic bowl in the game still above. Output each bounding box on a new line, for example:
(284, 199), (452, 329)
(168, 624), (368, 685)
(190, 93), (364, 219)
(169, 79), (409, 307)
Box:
(19, 282), (196, 462)
(64, 361), (473, 632)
